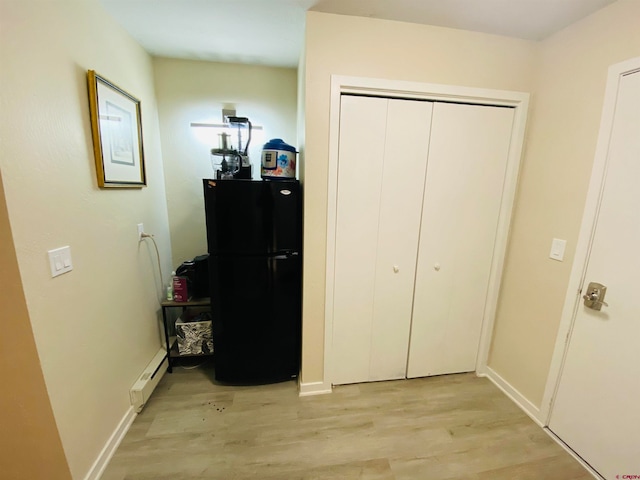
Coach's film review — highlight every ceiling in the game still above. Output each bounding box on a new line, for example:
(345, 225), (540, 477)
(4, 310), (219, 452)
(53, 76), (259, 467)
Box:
(99, 0), (617, 68)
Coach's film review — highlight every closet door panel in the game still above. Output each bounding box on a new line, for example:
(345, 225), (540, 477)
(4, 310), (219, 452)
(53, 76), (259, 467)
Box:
(407, 103), (515, 378)
(369, 99), (433, 381)
(332, 95), (388, 385)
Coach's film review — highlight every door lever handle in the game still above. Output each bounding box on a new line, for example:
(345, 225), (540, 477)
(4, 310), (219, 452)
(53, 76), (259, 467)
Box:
(583, 292), (608, 307)
(582, 282), (609, 310)
(584, 291), (608, 305)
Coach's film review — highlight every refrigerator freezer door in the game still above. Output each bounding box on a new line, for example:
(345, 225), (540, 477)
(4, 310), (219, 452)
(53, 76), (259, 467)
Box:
(203, 179), (300, 255)
(210, 253), (301, 383)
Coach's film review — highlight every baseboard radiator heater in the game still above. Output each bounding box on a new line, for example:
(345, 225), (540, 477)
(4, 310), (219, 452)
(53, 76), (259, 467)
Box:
(130, 348), (168, 413)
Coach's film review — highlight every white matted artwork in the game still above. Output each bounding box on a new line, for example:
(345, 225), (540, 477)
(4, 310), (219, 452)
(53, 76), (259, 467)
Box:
(87, 70), (146, 188)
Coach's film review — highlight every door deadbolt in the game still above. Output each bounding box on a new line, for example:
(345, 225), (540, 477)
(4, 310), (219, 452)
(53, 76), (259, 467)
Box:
(582, 282), (609, 311)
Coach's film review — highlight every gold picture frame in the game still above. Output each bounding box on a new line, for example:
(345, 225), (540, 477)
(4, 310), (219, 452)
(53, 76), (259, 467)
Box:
(87, 70), (146, 188)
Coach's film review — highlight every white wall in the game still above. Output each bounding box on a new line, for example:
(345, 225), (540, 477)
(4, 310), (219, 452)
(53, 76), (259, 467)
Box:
(0, 0), (172, 478)
(488, 0), (640, 406)
(302, 11), (536, 384)
(153, 58), (298, 267)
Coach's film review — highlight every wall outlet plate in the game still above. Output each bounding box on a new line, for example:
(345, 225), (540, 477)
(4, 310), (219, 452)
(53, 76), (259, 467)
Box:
(137, 223), (144, 241)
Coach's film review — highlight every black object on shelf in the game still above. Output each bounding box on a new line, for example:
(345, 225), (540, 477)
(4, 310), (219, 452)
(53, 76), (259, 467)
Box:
(175, 254), (210, 299)
(203, 179), (301, 384)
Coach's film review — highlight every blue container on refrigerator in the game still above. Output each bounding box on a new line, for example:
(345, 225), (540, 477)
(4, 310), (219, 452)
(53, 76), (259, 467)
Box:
(261, 138), (297, 179)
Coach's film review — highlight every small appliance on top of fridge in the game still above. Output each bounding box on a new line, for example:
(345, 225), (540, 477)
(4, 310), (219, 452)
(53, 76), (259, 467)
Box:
(203, 178), (301, 383)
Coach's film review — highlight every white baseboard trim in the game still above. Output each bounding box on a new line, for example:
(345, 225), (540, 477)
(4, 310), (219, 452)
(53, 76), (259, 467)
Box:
(478, 366), (544, 427)
(544, 428), (603, 479)
(298, 380), (332, 397)
(83, 406), (136, 480)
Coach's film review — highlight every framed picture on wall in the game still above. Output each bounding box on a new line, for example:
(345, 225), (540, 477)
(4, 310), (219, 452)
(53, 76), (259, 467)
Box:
(87, 70), (146, 188)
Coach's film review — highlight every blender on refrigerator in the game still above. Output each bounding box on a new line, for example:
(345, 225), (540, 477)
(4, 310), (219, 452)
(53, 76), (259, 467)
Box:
(211, 116), (253, 179)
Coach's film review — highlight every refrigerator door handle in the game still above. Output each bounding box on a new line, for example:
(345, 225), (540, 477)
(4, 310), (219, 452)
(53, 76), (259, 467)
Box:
(273, 252), (299, 260)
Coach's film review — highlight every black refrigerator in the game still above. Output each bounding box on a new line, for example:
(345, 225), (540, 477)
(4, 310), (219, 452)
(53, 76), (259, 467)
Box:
(203, 179), (301, 384)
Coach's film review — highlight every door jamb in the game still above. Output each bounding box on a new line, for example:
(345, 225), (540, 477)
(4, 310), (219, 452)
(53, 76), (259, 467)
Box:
(324, 75), (529, 388)
(540, 56), (640, 424)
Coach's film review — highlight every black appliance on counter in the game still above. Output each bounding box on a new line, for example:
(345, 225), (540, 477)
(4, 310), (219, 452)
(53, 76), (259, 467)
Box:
(175, 254), (210, 299)
(203, 179), (301, 383)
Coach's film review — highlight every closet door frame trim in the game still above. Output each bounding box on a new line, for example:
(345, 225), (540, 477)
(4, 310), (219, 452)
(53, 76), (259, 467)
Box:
(324, 75), (530, 389)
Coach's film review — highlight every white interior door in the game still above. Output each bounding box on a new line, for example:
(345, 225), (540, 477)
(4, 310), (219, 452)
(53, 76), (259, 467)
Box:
(332, 95), (432, 385)
(407, 102), (515, 378)
(549, 69), (640, 479)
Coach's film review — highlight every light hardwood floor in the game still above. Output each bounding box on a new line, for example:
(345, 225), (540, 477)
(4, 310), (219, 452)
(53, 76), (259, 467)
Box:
(102, 364), (592, 479)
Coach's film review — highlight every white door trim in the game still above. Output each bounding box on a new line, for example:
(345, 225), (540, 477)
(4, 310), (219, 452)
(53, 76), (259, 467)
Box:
(540, 56), (640, 424)
(324, 75), (529, 388)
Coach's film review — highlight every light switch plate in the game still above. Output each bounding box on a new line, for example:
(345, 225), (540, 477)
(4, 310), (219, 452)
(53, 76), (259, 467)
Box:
(48, 246), (73, 277)
(549, 238), (567, 261)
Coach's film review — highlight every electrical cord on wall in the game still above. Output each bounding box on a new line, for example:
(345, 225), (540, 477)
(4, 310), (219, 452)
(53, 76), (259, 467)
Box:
(140, 232), (164, 303)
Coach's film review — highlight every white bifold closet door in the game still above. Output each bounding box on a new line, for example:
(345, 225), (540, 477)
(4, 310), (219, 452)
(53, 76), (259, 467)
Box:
(332, 95), (433, 385)
(406, 102), (515, 378)
(332, 95), (514, 385)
